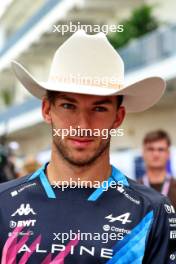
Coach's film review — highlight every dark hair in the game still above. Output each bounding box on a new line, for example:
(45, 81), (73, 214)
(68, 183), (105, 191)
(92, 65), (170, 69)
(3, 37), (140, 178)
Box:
(46, 90), (123, 109)
(46, 90), (58, 105)
(116, 95), (123, 108)
(143, 130), (171, 147)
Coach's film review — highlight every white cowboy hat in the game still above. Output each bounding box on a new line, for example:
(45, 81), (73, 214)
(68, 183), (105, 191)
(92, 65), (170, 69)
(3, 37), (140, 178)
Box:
(11, 30), (166, 113)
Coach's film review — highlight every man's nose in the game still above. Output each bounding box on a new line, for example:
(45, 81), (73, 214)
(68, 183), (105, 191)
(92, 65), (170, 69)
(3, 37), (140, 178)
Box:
(77, 112), (91, 129)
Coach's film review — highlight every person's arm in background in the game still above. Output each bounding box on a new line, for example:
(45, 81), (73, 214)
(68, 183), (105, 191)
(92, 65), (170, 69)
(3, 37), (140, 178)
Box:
(143, 197), (176, 263)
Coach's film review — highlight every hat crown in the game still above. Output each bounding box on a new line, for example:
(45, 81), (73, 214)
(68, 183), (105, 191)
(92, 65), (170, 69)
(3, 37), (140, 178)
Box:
(48, 30), (124, 85)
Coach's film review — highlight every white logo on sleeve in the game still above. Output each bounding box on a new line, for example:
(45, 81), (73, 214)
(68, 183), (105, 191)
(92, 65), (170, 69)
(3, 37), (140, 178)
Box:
(164, 204), (175, 214)
(11, 204), (37, 216)
(170, 231), (176, 239)
(170, 254), (176, 260)
(11, 190), (18, 197)
(105, 213), (132, 225)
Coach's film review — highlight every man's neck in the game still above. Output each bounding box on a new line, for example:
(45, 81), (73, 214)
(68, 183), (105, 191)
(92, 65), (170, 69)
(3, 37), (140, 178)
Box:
(146, 168), (167, 184)
(46, 147), (112, 186)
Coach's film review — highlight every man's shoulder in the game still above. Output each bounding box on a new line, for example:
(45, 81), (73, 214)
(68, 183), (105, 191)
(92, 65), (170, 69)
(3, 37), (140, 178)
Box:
(127, 177), (169, 207)
(0, 174), (32, 196)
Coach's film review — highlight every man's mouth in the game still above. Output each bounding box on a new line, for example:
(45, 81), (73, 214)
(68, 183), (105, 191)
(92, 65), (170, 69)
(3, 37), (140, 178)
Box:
(68, 137), (94, 147)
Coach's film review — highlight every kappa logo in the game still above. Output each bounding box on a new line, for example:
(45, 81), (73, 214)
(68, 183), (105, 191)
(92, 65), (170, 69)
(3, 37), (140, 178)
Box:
(11, 204), (36, 217)
(105, 213), (132, 225)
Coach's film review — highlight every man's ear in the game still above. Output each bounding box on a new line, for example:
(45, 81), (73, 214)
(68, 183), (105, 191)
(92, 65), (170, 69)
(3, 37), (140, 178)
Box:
(113, 106), (126, 129)
(42, 97), (52, 124)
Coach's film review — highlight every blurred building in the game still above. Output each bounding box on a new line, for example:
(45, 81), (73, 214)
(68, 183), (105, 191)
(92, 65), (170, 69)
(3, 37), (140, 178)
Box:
(0, 0), (176, 176)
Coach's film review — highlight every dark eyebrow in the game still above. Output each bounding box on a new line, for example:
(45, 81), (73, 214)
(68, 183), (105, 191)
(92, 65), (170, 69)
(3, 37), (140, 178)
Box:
(56, 94), (77, 103)
(56, 94), (113, 105)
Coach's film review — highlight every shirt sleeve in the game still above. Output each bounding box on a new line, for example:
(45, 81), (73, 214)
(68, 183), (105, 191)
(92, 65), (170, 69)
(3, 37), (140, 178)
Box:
(143, 197), (176, 264)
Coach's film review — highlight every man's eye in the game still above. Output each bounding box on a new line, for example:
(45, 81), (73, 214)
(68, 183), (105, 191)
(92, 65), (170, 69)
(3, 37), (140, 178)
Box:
(93, 106), (107, 112)
(61, 103), (75, 110)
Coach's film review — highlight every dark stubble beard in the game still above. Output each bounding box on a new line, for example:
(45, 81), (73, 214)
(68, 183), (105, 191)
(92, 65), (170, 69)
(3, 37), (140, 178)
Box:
(51, 123), (111, 167)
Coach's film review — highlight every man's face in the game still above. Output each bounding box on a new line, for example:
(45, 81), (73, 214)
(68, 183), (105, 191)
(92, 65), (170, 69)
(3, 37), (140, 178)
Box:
(143, 140), (170, 170)
(42, 92), (125, 167)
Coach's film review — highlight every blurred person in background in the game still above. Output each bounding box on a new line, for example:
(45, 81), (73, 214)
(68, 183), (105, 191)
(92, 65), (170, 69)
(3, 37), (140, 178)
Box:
(21, 156), (41, 176)
(140, 130), (176, 209)
(0, 142), (19, 182)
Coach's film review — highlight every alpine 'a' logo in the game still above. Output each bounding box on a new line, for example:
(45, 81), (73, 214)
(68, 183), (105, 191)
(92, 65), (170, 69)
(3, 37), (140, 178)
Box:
(105, 213), (132, 225)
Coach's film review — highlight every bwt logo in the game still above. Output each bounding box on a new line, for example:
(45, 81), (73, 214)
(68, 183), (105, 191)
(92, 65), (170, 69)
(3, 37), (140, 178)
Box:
(10, 219), (36, 228)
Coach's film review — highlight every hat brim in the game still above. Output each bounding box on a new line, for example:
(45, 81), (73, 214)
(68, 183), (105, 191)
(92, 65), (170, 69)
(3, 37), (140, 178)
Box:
(11, 61), (166, 113)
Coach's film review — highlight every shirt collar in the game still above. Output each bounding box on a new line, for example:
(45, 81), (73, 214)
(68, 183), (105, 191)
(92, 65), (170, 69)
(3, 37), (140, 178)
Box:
(28, 162), (129, 200)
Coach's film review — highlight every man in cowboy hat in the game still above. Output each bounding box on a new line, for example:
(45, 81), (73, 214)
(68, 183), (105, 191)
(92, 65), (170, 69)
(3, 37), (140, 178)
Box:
(0, 30), (175, 263)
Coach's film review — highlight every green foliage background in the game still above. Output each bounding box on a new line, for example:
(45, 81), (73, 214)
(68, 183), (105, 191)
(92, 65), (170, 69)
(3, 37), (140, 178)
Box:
(108, 4), (159, 49)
